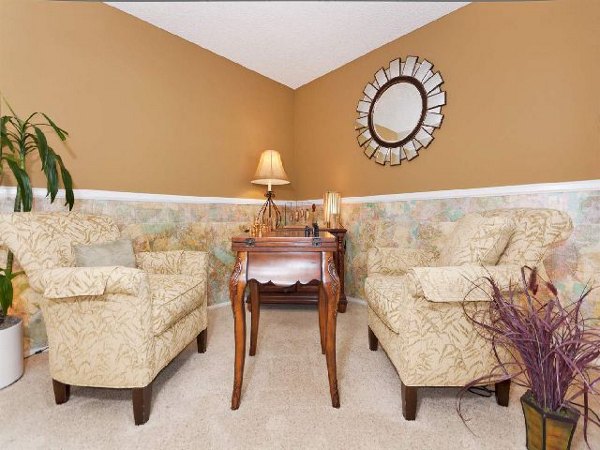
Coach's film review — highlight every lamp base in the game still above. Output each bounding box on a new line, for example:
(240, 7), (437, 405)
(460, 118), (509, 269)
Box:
(257, 190), (282, 230)
(325, 214), (342, 229)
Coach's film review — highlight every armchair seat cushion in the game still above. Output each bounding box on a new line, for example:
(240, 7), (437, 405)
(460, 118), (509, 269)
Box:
(149, 274), (204, 336)
(364, 275), (419, 334)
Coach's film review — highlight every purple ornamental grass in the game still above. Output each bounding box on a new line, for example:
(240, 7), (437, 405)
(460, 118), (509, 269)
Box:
(458, 267), (600, 445)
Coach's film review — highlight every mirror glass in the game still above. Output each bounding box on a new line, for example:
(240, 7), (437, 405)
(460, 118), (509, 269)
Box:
(371, 81), (423, 143)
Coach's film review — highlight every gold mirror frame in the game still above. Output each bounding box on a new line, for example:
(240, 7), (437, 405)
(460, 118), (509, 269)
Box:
(355, 56), (446, 166)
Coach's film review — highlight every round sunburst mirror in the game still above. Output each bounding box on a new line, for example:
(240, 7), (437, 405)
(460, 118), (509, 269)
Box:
(355, 56), (446, 165)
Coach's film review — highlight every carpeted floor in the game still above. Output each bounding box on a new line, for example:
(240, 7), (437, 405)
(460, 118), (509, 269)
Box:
(0, 301), (598, 449)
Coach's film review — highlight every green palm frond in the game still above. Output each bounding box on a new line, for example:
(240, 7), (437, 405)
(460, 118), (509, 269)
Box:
(0, 269), (15, 320)
(0, 97), (76, 319)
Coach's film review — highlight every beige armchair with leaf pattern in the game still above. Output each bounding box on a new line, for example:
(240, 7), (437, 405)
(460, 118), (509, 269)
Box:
(0, 213), (208, 425)
(365, 208), (573, 420)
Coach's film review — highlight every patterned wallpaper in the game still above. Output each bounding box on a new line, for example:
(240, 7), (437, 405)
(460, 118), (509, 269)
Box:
(1, 187), (598, 355)
(341, 189), (600, 323)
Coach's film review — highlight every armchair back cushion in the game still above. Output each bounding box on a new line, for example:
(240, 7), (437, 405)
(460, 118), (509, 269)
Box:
(0, 213), (120, 273)
(371, 220), (456, 250)
(365, 209), (572, 279)
(73, 239), (136, 268)
(481, 209), (573, 266)
(437, 213), (514, 266)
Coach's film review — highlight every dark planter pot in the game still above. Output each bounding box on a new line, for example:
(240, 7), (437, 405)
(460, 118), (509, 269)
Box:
(520, 390), (579, 450)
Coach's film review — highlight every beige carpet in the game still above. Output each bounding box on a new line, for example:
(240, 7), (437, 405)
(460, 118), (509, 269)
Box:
(1, 301), (598, 449)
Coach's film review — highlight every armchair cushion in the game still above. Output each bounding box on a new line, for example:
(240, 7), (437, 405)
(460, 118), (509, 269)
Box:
(410, 264), (523, 302)
(73, 239), (136, 268)
(482, 209), (573, 266)
(437, 213), (514, 266)
(149, 274), (205, 336)
(367, 247), (437, 276)
(0, 213), (120, 272)
(30, 266), (146, 299)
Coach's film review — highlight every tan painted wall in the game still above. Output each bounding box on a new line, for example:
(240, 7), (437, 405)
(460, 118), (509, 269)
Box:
(293, 0), (600, 198)
(0, 1), (296, 199)
(2, 1), (598, 202)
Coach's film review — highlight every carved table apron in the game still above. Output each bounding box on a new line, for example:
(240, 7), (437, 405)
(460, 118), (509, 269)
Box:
(229, 231), (341, 409)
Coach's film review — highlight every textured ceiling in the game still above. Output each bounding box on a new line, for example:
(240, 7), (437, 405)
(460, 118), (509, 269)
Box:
(106, 2), (468, 89)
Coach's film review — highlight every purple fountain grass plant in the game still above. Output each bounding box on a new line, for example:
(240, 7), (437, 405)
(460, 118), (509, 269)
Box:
(458, 266), (600, 445)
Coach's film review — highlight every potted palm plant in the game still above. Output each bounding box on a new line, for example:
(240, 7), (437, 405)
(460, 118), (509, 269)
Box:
(460, 267), (600, 449)
(0, 98), (74, 388)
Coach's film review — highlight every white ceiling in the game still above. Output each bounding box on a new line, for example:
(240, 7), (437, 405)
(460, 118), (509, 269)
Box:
(106, 2), (467, 89)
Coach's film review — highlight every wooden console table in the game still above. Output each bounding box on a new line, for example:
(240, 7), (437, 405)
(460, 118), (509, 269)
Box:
(229, 230), (341, 409)
(250, 227), (348, 313)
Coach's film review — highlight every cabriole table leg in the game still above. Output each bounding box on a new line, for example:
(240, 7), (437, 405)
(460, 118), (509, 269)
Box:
(230, 252), (248, 410)
(322, 252), (340, 408)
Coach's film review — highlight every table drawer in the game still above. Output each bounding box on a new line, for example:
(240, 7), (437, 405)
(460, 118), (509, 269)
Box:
(247, 252), (322, 285)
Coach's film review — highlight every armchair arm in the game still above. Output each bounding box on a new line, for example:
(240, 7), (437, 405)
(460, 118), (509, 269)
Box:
(409, 264), (523, 303)
(37, 267), (154, 388)
(135, 250), (208, 277)
(367, 247), (437, 276)
(29, 266), (147, 299)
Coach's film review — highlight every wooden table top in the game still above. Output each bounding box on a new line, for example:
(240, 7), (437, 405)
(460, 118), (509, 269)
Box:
(231, 230), (337, 252)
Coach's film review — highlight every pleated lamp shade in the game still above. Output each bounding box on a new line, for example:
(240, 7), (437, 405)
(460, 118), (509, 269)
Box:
(251, 150), (290, 190)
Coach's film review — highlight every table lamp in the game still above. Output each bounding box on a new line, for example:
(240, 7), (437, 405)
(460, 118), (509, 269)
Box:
(323, 191), (342, 228)
(252, 149), (290, 229)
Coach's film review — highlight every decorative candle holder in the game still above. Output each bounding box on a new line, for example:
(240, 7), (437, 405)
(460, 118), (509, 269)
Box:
(323, 191), (342, 228)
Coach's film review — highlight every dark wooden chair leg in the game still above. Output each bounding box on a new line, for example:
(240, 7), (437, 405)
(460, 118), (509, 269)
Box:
(401, 381), (417, 420)
(368, 326), (378, 351)
(197, 328), (207, 353)
(132, 383), (152, 425)
(52, 379), (70, 405)
(495, 379), (511, 407)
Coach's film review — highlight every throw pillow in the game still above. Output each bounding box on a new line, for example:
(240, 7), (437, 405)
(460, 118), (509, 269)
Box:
(437, 213), (514, 266)
(73, 239), (136, 268)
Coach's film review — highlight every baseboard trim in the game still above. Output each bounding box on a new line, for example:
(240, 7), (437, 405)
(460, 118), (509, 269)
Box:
(208, 302), (231, 310)
(0, 179), (596, 207)
(347, 297), (367, 306)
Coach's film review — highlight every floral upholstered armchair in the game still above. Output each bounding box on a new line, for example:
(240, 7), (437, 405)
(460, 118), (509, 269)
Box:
(364, 208), (573, 420)
(0, 213), (208, 425)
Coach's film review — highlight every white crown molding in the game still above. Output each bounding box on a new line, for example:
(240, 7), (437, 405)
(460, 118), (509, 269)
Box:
(0, 180), (597, 207)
